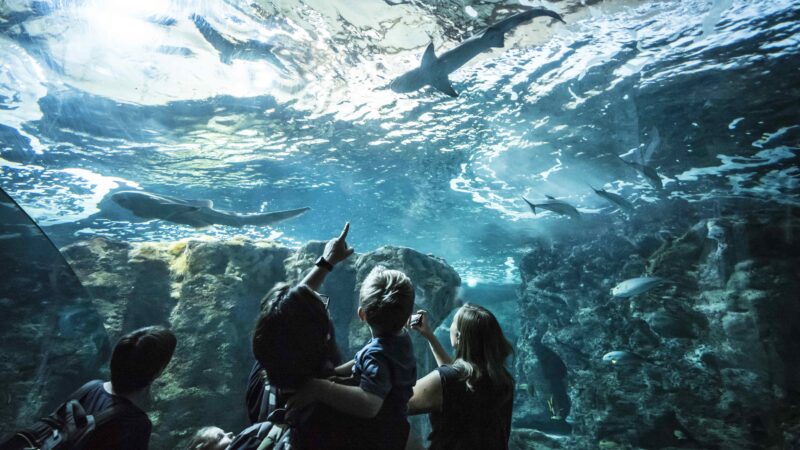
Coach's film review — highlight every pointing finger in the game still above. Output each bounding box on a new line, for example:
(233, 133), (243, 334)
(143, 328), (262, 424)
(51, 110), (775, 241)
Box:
(338, 222), (350, 240)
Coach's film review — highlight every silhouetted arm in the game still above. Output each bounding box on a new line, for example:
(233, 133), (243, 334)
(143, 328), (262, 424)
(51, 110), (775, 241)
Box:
(287, 379), (384, 418)
(301, 222), (354, 291)
(334, 360), (355, 376)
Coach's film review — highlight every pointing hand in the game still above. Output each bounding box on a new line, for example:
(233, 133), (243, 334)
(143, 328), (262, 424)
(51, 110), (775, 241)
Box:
(323, 222), (355, 266)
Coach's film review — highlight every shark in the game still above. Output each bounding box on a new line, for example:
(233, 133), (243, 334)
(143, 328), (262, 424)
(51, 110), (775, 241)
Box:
(617, 155), (663, 190)
(110, 190), (309, 228)
(191, 14), (286, 71)
(390, 8), (565, 97)
(590, 185), (635, 213)
(522, 195), (581, 219)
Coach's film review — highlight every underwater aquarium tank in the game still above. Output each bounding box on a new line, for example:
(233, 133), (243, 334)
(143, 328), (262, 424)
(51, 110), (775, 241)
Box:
(1, 0), (799, 448)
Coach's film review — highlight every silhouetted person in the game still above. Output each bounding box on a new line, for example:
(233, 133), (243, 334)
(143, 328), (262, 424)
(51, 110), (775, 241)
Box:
(1, 326), (177, 450)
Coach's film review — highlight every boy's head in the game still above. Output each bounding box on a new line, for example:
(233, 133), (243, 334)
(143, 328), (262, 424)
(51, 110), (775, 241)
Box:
(358, 266), (415, 335)
(110, 326), (177, 395)
(187, 426), (233, 450)
(252, 283), (332, 389)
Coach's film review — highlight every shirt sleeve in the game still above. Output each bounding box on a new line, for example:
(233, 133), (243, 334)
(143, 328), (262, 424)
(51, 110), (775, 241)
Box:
(355, 350), (393, 399)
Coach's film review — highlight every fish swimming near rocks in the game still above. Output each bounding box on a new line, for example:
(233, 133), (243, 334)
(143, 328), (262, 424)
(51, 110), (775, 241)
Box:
(589, 185), (634, 213)
(523, 195), (581, 219)
(111, 190), (309, 228)
(390, 8), (565, 97)
(602, 351), (652, 366)
(611, 276), (668, 298)
(617, 155), (663, 190)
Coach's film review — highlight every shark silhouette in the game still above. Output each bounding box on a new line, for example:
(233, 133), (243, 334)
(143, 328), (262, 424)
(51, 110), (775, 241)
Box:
(111, 191), (309, 228)
(191, 14), (286, 71)
(390, 8), (565, 97)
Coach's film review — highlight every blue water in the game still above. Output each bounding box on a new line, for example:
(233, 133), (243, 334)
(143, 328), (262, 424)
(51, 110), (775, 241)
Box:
(1, 0), (798, 283)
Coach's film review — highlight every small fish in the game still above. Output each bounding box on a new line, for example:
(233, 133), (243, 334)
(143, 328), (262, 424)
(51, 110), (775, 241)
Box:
(611, 276), (667, 298)
(589, 185), (634, 213)
(602, 351), (649, 366)
(617, 155), (663, 190)
(522, 196), (581, 219)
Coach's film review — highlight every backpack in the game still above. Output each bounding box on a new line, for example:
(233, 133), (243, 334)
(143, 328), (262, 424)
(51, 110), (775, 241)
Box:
(13, 400), (132, 450)
(228, 410), (291, 450)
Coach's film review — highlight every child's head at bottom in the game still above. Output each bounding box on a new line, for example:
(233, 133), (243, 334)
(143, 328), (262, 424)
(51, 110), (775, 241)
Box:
(187, 426), (233, 450)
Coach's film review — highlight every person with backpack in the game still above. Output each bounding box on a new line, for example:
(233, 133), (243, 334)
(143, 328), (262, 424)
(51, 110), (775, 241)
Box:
(223, 223), (361, 450)
(0, 326), (177, 450)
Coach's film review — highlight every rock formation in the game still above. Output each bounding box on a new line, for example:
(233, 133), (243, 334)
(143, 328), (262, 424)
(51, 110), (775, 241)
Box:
(513, 201), (800, 449)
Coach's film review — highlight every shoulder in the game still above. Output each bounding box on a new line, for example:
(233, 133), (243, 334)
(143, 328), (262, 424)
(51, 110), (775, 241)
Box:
(436, 365), (463, 381)
(77, 379), (106, 394)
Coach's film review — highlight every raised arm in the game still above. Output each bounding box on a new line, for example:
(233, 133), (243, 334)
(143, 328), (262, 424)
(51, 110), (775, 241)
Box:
(334, 360), (355, 376)
(301, 222), (355, 291)
(407, 369), (443, 415)
(410, 310), (453, 367)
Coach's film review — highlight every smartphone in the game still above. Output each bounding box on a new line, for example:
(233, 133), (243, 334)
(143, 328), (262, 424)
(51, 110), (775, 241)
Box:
(410, 313), (423, 327)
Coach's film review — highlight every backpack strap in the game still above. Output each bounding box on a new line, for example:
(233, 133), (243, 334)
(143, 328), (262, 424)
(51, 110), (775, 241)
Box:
(258, 369), (275, 422)
(69, 401), (138, 450)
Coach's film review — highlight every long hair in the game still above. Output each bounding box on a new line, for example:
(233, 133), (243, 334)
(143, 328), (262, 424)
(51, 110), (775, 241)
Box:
(452, 304), (514, 398)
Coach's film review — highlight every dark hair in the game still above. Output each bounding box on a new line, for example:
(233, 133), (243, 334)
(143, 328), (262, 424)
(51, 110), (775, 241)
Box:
(359, 266), (415, 334)
(110, 326), (177, 395)
(452, 304), (514, 397)
(252, 284), (331, 389)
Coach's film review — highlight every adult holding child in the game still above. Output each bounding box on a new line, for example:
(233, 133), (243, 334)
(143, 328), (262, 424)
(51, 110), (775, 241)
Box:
(408, 304), (515, 450)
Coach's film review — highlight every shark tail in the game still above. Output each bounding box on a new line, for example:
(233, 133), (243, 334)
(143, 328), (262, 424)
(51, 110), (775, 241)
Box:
(522, 197), (536, 215)
(534, 8), (567, 24)
(237, 207), (310, 226)
(526, 8), (566, 24)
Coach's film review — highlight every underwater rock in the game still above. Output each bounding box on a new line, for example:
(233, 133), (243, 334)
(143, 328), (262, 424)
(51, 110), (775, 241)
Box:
(515, 212), (800, 449)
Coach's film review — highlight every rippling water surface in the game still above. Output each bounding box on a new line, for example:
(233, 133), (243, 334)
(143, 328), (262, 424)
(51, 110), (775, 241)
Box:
(1, 0), (798, 282)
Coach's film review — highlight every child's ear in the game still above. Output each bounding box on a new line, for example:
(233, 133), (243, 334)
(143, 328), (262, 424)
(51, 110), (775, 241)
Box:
(357, 307), (366, 322)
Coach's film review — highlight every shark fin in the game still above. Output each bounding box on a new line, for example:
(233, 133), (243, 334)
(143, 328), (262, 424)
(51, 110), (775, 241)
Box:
(420, 43), (437, 69)
(545, 195), (556, 200)
(432, 75), (458, 97)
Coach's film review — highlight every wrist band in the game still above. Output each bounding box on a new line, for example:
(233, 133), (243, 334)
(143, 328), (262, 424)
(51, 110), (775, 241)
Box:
(315, 256), (334, 272)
